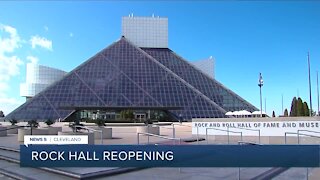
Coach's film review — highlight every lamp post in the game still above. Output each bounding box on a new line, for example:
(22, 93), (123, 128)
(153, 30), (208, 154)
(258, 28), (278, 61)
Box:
(258, 73), (264, 117)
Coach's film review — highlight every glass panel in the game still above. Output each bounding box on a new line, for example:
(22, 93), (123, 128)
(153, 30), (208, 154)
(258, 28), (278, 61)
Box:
(6, 38), (256, 121)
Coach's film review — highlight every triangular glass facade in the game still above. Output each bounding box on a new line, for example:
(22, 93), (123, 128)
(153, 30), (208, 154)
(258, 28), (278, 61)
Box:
(142, 48), (257, 112)
(5, 37), (257, 120)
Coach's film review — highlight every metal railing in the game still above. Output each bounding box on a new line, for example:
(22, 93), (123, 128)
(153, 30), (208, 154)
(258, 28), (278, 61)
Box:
(0, 125), (26, 132)
(284, 132), (320, 144)
(238, 141), (262, 146)
(74, 125), (103, 144)
(229, 127), (261, 144)
(152, 124), (176, 139)
(137, 132), (182, 145)
(298, 130), (320, 135)
(206, 127), (243, 144)
(236, 141), (262, 180)
(0, 125), (40, 135)
(173, 123), (200, 144)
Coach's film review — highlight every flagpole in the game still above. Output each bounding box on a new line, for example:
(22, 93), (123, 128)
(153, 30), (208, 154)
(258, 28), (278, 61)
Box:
(308, 52), (312, 116)
(317, 70), (319, 116)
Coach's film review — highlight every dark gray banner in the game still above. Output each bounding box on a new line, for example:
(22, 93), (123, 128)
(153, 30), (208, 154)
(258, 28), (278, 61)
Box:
(20, 145), (320, 167)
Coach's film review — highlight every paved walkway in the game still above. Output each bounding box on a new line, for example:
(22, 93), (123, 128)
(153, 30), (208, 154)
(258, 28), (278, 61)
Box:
(0, 122), (319, 179)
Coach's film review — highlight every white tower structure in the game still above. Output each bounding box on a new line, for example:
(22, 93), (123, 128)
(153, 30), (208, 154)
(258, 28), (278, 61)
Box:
(20, 63), (66, 100)
(122, 15), (168, 48)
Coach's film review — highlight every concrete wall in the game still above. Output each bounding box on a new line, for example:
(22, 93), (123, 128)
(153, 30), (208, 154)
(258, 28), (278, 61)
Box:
(193, 117), (320, 144)
(193, 116), (320, 122)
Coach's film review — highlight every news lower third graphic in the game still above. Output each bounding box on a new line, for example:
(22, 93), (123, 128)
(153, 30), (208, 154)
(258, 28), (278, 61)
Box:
(24, 135), (88, 146)
(20, 136), (320, 168)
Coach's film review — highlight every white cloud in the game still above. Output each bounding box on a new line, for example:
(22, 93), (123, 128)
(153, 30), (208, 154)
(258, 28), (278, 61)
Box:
(0, 24), (23, 81)
(0, 82), (9, 92)
(44, 26), (49, 31)
(0, 24), (21, 54)
(26, 55), (39, 64)
(0, 97), (22, 105)
(0, 24), (24, 115)
(30, 35), (52, 51)
(0, 55), (23, 81)
(0, 96), (23, 115)
(69, 32), (73, 37)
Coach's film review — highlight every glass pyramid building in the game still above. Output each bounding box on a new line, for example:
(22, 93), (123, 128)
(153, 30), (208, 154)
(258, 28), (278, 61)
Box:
(5, 36), (257, 121)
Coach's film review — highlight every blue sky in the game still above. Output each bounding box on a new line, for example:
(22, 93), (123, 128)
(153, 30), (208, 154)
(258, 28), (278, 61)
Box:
(0, 1), (319, 116)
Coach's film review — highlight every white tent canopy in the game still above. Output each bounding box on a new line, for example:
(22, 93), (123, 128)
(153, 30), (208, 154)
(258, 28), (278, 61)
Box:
(251, 111), (266, 115)
(233, 111), (240, 116)
(239, 110), (251, 115)
(225, 110), (267, 117)
(225, 110), (252, 117)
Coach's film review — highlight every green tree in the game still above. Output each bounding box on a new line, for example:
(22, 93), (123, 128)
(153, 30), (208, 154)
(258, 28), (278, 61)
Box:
(158, 112), (168, 121)
(120, 110), (126, 119)
(297, 97), (304, 116)
(126, 110), (134, 120)
(28, 120), (39, 128)
(272, 111), (276, 117)
(290, 97), (297, 117)
(284, 109), (289, 117)
(95, 118), (106, 127)
(120, 110), (134, 120)
(289, 97), (311, 117)
(303, 102), (310, 116)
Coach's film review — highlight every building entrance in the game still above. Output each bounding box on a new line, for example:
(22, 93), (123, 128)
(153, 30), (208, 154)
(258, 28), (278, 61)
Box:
(135, 113), (146, 122)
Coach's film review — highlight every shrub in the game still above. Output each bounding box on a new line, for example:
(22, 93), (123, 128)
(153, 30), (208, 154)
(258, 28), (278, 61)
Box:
(44, 119), (55, 127)
(28, 120), (39, 128)
(9, 119), (18, 126)
(68, 122), (84, 132)
(144, 119), (153, 125)
(95, 119), (106, 127)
